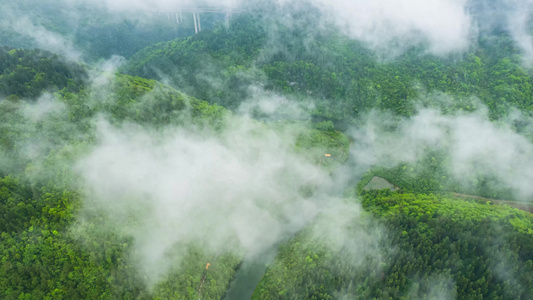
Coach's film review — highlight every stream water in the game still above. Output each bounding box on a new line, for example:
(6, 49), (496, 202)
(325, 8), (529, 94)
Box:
(223, 143), (359, 299)
(222, 244), (280, 300)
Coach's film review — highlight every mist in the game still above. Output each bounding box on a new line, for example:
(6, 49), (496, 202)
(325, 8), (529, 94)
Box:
(505, 0), (533, 65)
(74, 114), (339, 284)
(3, 0), (533, 60)
(75, 0), (244, 11)
(3, 0), (533, 298)
(350, 105), (533, 201)
(310, 0), (473, 56)
(0, 13), (82, 61)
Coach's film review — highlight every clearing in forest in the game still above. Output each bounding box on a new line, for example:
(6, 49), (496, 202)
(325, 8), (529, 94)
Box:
(363, 176), (399, 192)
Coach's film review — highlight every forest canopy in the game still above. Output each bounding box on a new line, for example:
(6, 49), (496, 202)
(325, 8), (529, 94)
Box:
(2, 0), (533, 299)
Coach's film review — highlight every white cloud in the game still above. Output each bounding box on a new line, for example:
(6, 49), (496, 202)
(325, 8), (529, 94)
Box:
(1, 16), (82, 61)
(308, 0), (474, 56)
(70, 0), (244, 11)
(75, 117), (335, 283)
(505, 0), (533, 65)
(350, 106), (533, 201)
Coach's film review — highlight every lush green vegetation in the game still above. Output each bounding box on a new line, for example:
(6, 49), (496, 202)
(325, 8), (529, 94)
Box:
(124, 15), (533, 129)
(254, 191), (533, 299)
(0, 65), (239, 299)
(0, 47), (350, 299)
(0, 47), (87, 98)
(2, 5), (533, 299)
(123, 15), (267, 110)
(0, 1), (221, 61)
(0, 177), (241, 299)
(355, 149), (519, 202)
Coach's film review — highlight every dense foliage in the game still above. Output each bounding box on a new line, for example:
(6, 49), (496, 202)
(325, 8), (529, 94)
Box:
(254, 191), (533, 299)
(0, 1), (223, 60)
(0, 69), (240, 299)
(0, 47), (87, 98)
(357, 155), (515, 201)
(0, 48), (349, 299)
(123, 15), (267, 110)
(2, 5), (533, 299)
(124, 14), (533, 128)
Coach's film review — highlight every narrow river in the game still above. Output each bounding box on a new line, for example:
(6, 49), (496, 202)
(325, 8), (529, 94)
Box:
(222, 244), (280, 300)
(223, 142), (358, 299)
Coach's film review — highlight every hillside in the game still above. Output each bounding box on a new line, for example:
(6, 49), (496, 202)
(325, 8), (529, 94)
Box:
(0, 48), (349, 299)
(254, 191), (533, 299)
(0, 47), (87, 99)
(124, 14), (533, 127)
(0, 1), (214, 60)
(2, 1), (533, 299)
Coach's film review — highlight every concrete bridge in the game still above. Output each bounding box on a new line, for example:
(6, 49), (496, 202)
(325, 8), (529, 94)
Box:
(153, 6), (245, 33)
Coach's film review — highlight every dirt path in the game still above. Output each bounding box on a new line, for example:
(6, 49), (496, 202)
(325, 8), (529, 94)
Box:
(451, 193), (533, 213)
(197, 254), (219, 300)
